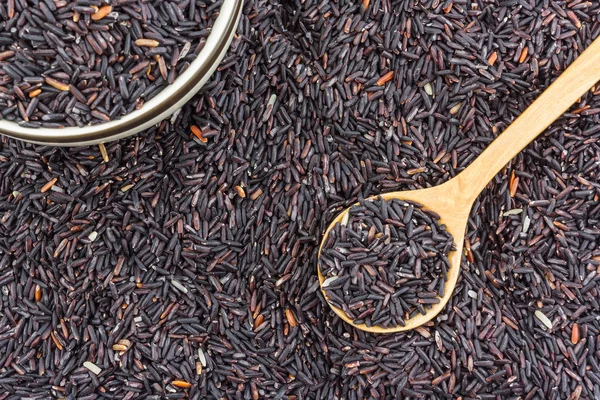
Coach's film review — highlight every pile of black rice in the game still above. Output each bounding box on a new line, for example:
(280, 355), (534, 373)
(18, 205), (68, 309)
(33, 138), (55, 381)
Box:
(0, 0), (220, 127)
(0, 0), (599, 399)
(320, 197), (454, 328)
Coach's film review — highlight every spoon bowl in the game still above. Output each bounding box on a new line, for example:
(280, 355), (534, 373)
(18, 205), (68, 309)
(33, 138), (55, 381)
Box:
(317, 181), (471, 333)
(318, 35), (600, 333)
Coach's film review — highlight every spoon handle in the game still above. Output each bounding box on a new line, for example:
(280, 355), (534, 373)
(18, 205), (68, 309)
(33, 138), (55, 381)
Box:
(456, 36), (600, 201)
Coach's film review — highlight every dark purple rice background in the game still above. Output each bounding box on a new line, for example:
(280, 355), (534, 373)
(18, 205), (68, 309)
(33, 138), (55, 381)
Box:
(0, 0), (599, 399)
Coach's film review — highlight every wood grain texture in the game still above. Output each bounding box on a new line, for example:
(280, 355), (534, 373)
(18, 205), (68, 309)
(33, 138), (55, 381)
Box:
(318, 36), (600, 334)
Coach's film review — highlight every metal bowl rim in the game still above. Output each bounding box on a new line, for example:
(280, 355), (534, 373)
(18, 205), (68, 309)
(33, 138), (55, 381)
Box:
(0, 0), (243, 146)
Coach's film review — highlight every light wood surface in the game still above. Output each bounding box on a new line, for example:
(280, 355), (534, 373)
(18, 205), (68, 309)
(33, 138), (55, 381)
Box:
(318, 36), (600, 334)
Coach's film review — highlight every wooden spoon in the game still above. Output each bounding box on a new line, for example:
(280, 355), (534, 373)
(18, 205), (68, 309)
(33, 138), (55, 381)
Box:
(318, 37), (600, 334)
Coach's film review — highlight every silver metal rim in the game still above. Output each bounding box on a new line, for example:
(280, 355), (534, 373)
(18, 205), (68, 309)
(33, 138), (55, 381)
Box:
(0, 0), (243, 147)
